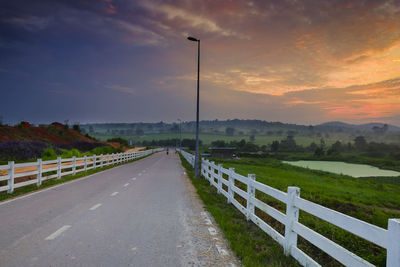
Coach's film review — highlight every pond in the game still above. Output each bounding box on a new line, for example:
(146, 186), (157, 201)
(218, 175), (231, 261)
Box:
(282, 160), (400, 178)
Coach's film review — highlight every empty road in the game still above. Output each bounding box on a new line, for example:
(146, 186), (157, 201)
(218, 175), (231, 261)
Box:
(0, 152), (239, 267)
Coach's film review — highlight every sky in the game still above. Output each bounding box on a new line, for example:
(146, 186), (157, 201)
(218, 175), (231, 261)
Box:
(1, 0), (400, 126)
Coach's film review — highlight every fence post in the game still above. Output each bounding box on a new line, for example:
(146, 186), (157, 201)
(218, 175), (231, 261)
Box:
(72, 156), (76, 175)
(84, 155), (87, 171)
(111, 153), (114, 164)
(7, 161), (15, 194)
(247, 174), (256, 221)
(217, 163), (222, 194)
(208, 160), (212, 183)
(284, 186), (300, 256)
(57, 157), (61, 179)
(37, 158), (42, 186)
(228, 167), (235, 204)
(387, 219), (400, 266)
(93, 154), (96, 169)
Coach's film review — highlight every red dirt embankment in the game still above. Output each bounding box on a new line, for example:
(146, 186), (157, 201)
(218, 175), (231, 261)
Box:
(0, 122), (96, 144)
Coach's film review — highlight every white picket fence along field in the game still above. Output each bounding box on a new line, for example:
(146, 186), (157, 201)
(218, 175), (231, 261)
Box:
(177, 149), (400, 267)
(0, 148), (164, 194)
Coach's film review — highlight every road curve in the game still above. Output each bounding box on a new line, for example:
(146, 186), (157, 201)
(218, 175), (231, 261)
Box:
(0, 151), (239, 267)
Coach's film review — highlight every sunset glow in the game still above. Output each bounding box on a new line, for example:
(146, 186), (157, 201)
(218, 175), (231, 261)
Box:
(1, 0), (400, 125)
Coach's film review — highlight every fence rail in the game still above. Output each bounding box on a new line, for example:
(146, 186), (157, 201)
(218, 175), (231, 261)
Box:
(177, 149), (400, 267)
(0, 148), (164, 194)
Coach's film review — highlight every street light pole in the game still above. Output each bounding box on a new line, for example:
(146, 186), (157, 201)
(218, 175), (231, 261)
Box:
(187, 36), (200, 178)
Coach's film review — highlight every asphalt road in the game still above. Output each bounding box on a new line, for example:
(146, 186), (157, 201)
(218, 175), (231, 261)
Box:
(0, 151), (239, 267)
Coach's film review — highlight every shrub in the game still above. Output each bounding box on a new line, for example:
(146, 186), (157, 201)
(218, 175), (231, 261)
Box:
(0, 141), (49, 161)
(56, 141), (105, 152)
(107, 137), (129, 147)
(42, 147), (58, 160)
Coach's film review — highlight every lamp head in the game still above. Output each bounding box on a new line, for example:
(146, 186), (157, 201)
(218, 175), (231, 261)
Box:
(187, 36), (199, 42)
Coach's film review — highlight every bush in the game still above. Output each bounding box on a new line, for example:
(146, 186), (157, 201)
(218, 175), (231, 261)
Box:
(107, 137), (129, 147)
(56, 141), (105, 152)
(0, 141), (49, 161)
(91, 146), (121, 155)
(60, 148), (82, 159)
(42, 147), (58, 160)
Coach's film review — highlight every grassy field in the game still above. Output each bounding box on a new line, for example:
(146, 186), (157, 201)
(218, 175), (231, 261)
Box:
(95, 132), (340, 146)
(181, 155), (400, 266)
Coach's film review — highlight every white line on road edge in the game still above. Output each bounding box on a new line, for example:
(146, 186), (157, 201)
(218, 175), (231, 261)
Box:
(204, 218), (212, 225)
(215, 244), (229, 256)
(45, 225), (71, 240)
(208, 227), (217, 236)
(89, 203), (102, 210)
(0, 156), (147, 207)
(123, 183), (130, 187)
(110, 192), (119, 196)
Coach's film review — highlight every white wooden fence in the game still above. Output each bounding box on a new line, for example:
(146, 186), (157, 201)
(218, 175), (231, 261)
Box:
(0, 148), (164, 194)
(177, 149), (400, 267)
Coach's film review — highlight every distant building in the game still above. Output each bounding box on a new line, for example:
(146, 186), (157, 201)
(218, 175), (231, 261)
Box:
(209, 147), (236, 159)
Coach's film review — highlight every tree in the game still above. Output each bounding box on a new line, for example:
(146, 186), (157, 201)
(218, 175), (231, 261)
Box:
(107, 137), (129, 147)
(271, 141), (279, 152)
(280, 135), (297, 151)
(64, 119), (69, 129)
(354, 136), (367, 151)
(225, 127), (235, 136)
(327, 141), (342, 156)
(135, 128), (144, 136)
(308, 142), (318, 152)
(314, 147), (325, 156)
(72, 123), (81, 133)
(249, 134), (255, 142)
(331, 141), (342, 152)
(211, 140), (226, 147)
(89, 125), (94, 134)
(170, 123), (179, 133)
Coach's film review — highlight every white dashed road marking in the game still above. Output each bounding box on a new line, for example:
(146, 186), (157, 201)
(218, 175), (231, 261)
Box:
(45, 225), (71, 240)
(124, 183), (130, 187)
(138, 173), (142, 176)
(132, 177), (137, 181)
(89, 203), (102, 210)
(110, 192), (119, 196)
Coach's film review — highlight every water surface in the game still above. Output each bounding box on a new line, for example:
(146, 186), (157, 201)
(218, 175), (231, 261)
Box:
(282, 160), (400, 178)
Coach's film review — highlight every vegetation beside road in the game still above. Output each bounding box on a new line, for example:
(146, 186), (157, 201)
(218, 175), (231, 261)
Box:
(179, 154), (299, 267)
(180, 154), (400, 266)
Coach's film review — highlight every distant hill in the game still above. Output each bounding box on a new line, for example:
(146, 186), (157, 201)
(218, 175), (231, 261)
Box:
(316, 121), (400, 132)
(0, 122), (98, 144)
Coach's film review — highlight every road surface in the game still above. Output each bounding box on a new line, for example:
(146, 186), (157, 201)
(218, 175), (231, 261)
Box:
(0, 152), (239, 266)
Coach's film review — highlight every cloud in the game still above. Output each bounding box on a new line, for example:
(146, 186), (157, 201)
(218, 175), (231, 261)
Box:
(1, 0), (400, 125)
(104, 84), (136, 95)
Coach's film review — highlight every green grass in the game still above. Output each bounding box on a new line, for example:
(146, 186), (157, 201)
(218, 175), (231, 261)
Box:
(0, 154), (152, 202)
(179, 154), (300, 267)
(200, 157), (400, 266)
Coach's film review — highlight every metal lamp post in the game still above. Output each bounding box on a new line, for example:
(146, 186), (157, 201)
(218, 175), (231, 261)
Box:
(187, 36), (200, 178)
